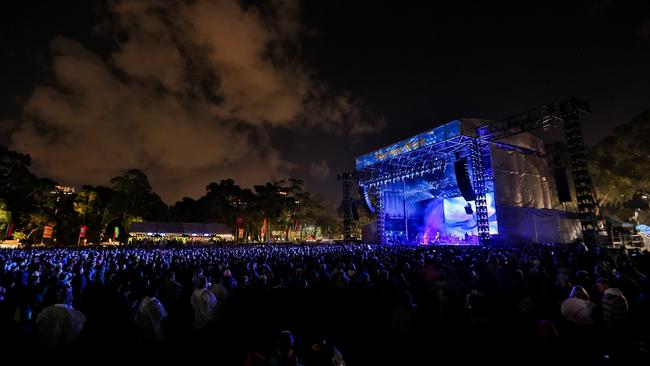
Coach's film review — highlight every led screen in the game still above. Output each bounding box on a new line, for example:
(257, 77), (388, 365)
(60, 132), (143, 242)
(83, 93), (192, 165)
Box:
(443, 192), (498, 238)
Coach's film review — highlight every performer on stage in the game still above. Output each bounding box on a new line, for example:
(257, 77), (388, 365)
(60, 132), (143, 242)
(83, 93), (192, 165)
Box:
(434, 231), (440, 243)
(422, 232), (429, 244)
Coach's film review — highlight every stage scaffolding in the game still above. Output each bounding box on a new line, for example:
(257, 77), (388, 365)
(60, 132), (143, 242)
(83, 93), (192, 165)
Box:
(357, 126), (495, 245)
(350, 98), (604, 246)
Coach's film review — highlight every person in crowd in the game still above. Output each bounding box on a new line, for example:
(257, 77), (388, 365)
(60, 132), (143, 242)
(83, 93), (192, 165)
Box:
(191, 275), (217, 330)
(392, 290), (417, 339)
(596, 277), (630, 360)
(535, 320), (561, 363)
(0, 241), (646, 363)
(134, 285), (168, 345)
(304, 337), (346, 366)
(270, 330), (302, 366)
(560, 285), (595, 327)
(560, 285), (597, 361)
(596, 278), (629, 331)
(35, 284), (87, 350)
(160, 271), (182, 311)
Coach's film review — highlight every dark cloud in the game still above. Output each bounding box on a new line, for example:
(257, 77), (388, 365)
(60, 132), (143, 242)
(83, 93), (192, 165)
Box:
(639, 18), (650, 40)
(309, 159), (330, 178)
(9, 0), (383, 202)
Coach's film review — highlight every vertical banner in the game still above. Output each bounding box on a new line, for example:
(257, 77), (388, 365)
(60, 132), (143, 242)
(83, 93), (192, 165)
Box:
(235, 217), (244, 243)
(42, 225), (54, 239)
(5, 223), (14, 239)
(79, 226), (88, 238)
(261, 218), (268, 241)
(113, 226), (120, 239)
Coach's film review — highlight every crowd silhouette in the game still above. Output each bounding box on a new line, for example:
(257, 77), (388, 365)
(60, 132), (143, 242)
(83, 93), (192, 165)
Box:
(0, 242), (648, 364)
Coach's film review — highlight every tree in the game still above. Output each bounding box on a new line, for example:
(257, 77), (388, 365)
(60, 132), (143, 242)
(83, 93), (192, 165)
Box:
(43, 189), (80, 244)
(278, 178), (305, 241)
(110, 169), (169, 228)
(590, 109), (650, 220)
(203, 179), (243, 225)
(170, 197), (202, 222)
(0, 145), (56, 241)
(294, 193), (324, 240)
(74, 185), (119, 243)
(17, 212), (50, 244)
(253, 181), (285, 241)
(237, 188), (260, 242)
(0, 199), (11, 240)
(2, 145), (344, 244)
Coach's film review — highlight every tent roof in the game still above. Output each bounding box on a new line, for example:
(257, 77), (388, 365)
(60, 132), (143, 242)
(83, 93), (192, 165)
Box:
(129, 222), (232, 235)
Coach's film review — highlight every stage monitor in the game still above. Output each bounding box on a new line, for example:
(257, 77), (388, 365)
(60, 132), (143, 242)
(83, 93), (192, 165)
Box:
(443, 192), (498, 237)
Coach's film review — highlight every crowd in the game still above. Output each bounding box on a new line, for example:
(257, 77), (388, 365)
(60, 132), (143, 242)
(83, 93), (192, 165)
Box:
(0, 242), (648, 364)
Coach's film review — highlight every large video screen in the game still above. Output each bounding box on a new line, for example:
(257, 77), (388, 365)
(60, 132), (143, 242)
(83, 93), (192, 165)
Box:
(443, 192), (498, 238)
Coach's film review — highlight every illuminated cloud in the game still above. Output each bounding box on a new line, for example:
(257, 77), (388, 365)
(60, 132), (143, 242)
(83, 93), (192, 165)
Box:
(10, 0), (383, 202)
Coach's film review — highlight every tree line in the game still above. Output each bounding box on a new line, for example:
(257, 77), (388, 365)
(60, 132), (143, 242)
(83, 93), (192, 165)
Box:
(0, 145), (341, 245)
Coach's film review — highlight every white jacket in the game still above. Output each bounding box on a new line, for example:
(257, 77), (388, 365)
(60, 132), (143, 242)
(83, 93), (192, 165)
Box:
(560, 297), (595, 326)
(191, 288), (217, 329)
(135, 296), (168, 343)
(36, 304), (87, 349)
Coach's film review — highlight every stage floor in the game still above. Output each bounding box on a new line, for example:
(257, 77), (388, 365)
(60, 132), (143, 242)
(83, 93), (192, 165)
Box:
(411, 241), (478, 246)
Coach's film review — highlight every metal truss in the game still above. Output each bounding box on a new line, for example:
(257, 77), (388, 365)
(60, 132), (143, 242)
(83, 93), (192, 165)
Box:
(470, 139), (491, 245)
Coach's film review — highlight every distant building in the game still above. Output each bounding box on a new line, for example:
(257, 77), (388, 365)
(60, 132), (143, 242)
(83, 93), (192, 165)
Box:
(51, 185), (75, 195)
(128, 222), (234, 243)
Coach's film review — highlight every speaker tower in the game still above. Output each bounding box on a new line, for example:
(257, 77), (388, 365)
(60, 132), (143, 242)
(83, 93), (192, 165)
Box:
(454, 157), (476, 201)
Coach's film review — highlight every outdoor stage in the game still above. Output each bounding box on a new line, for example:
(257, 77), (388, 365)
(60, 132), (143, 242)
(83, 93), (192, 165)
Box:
(357, 119), (582, 245)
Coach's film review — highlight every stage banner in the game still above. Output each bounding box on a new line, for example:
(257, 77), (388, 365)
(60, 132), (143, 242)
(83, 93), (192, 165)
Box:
(5, 223), (14, 239)
(79, 226), (88, 238)
(43, 225), (53, 239)
(238, 228), (245, 239)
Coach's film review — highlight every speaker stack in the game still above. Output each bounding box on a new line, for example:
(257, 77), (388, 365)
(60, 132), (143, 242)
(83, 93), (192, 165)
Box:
(454, 157), (476, 201)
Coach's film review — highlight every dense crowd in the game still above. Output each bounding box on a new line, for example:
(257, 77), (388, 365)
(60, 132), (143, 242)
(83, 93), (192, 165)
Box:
(0, 242), (648, 365)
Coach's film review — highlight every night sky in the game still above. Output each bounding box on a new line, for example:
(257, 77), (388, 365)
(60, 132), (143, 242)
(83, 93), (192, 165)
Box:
(2, 0), (649, 203)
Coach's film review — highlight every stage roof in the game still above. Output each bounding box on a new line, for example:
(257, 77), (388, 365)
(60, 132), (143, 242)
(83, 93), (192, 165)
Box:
(356, 120), (464, 170)
(129, 222), (231, 236)
(355, 118), (545, 179)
